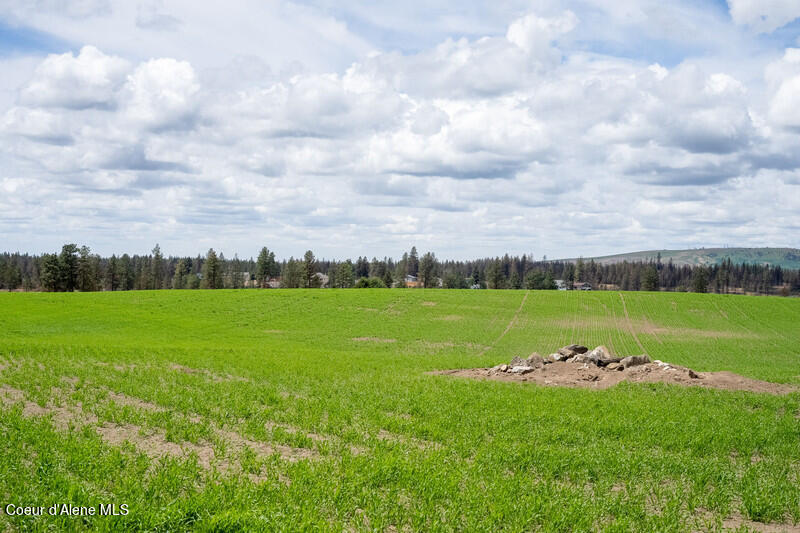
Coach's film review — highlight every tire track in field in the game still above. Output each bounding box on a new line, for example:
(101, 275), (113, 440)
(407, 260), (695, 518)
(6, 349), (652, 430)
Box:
(619, 293), (648, 356)
(479, 291), (529, 355)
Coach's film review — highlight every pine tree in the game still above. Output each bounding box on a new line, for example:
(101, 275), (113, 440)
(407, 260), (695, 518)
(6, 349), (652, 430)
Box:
(691, 267), (708, 293)
(408, 247), (419, 277)
(58, 244), (79, 292)
(281, 258), (303, 288)
(40, 254), (61, 292)
(642, 266), (659, 292)
(151, 244), (164, 289)
(303, 250), (319, 288)
(107, 255), (119, 291)
(336, 261), (355, 288)
(418, 252), (438, 288)
(172, 258), (187, 289)
(77, 245), (96, 291)
(201, 249), (222, 289)
(256, 247), (272, 288)
(382, 268), (393, 288)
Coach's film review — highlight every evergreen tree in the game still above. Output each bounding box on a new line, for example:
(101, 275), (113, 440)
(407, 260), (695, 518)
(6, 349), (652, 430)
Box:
(418, 252), (438, 288)
(336, 261), (355, 288)
(487, 259), (505, 289)
(303, 250), (319, 288)
(642, 266), (659, 292)
(355, 256), (370, 279)
(77, 245), (96, 291)
(120, 254), (134, 290)
(382, 268), (394, 288)
(58, 244), (79, 292)
(255, 247), (273, 288)
(201, 249), (222, 289)
(172, 258), (187, 289)
(281, 258), (303, 288)
(151, 244), (164, 289)
(40, 254), (60, 292)
(691, 267), (708, 293)
(107, 255), (119, 291)
(408, 247), (419, 277)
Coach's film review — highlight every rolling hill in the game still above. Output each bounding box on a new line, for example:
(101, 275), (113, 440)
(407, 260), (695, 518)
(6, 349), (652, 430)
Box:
(563, 247), (800, 269)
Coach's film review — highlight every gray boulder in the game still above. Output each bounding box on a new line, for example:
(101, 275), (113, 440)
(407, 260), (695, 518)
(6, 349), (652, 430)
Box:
(572, 353), (600, 366)
(499, 364), (509, 372)
(509, 356), (527, 367)
(565, 344), (589, 354)
(588, 345), (615, 362)
(526, 353), (545, 368)
(510, 366), (534, 374)
(550, 352), (569, 362)
(621, 355), (651, 369)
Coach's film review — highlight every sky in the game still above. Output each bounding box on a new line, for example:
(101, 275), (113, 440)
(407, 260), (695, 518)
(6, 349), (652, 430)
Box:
(1, 0), (799, 260)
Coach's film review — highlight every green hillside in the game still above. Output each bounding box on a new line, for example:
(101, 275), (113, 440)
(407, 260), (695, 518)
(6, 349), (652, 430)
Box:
(567, 247), (800, 269)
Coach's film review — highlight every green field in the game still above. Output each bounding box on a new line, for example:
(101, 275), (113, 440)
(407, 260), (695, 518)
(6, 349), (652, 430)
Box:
(1, 290), (799, 532)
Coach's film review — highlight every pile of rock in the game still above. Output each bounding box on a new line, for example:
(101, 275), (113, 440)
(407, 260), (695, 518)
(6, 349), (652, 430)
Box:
(490, 344), (653, 375)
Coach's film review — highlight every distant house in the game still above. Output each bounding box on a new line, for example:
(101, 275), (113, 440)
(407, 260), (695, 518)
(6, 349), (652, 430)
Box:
(404, 274), (422, 288)
(573, 282), (592, 291)
(266, 278), (281, 289)
(555, 279), (567, 290)
(469, 283), (482, 289)
(314, 272), (329, 288)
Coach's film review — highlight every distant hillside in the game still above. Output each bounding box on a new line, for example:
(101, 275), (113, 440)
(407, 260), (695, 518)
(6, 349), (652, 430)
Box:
(564, 248), (800, 270)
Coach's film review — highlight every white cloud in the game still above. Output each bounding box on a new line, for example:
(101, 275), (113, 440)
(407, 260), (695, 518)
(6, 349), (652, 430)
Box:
(0, 3), (798, 258)
(727, 0), (800, 33)
(506, 10), (578, 59)
(121, 58), (199, 131)
(19, 46), (129, 109)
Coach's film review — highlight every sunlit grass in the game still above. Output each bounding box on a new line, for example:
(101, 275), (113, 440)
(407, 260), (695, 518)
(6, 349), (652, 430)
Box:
(1, 289), (799, 531)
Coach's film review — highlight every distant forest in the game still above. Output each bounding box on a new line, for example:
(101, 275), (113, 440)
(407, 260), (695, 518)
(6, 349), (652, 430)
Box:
(1, 244), (798, 296)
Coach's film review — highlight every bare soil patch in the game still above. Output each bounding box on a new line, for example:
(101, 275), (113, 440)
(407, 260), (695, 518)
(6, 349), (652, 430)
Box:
(169, 363), (250, 383)
(692, 508), (800, 532)
(97, 423), (217, 469)
(376, 429), (441, 451)
(421, 301), (437, 307)
(721, 513), (800, 533)
(218, 429), (317, 462)
(434, 363), (795, 395)
(107, 391), (166, 412)
(435, 315), (462, 321)
(549, 318), (759, 339)
(417, 341), (491, 352)
(1, 384), (98, 430)
(352, 337), (397, 343)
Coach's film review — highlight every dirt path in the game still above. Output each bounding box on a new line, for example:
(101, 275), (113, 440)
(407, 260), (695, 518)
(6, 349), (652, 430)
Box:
(619, 293), (648, 356)
(480, 291), (529, 355)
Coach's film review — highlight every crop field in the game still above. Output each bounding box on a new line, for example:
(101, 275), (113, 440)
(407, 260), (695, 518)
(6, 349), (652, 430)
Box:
(1, 289), (799, 532)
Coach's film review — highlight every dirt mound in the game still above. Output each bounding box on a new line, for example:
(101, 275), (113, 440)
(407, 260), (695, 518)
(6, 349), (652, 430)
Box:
(434, 344), (796, 395)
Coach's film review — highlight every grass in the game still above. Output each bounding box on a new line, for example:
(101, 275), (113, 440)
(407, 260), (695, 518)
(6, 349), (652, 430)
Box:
(0, 289), (799, 532)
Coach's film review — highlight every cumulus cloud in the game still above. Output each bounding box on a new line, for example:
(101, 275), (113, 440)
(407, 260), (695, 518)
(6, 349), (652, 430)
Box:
(19, 46), (129, 109)
(727, 0), (800, 33)
(121, 58), (199, 131)
(0, 2), (798, 258)
(767, 49), (800, 129)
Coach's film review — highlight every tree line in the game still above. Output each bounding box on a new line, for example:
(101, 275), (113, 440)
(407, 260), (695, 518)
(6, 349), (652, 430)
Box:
(1, 245), (798, 295)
